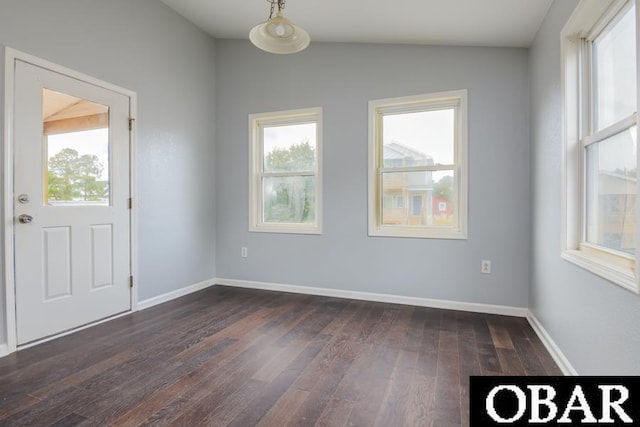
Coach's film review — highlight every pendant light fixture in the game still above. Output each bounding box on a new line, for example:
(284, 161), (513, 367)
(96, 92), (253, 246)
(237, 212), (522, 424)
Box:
(250, 0), (310, 54)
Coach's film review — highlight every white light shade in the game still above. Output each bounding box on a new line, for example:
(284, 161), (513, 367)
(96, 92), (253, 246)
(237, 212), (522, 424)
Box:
(250, 12), (310, 54)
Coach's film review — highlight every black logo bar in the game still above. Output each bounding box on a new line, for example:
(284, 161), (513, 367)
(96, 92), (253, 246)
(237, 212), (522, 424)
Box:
(470, 376), (640, 426)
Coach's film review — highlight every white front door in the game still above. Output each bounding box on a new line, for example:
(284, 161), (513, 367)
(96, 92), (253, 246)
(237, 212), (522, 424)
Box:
(13, 59), (132, 345)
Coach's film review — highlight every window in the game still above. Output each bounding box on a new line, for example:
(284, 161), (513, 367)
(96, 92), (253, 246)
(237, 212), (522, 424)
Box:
(368, 90), (468, 239)
(562, 0), (639, 292)
(384, 194), (405, 209)
(249, 107), (322, 234)
(43, 88), (110, 206)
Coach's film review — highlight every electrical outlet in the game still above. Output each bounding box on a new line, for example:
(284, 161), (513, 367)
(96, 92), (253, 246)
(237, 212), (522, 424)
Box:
(481, 260), (491, 274)
(241, 247), (248, 258)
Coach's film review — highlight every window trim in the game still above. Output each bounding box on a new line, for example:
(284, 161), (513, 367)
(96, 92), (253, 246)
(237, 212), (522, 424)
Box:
(368, 89), (468, 239)
(561, 0), (640, 293)
(249, 107), (322, 234)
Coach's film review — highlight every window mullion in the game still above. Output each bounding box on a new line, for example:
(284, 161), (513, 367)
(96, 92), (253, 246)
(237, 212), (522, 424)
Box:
(580, 37), (593, 141)
(380, 165), (456, 174)
(580, 36), (592, 246)
(262, 171), (315, 178)
(582, 113), (637, 147)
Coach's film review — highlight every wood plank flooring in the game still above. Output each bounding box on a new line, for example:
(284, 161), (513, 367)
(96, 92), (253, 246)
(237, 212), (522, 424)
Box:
(0, 286), (561, 426)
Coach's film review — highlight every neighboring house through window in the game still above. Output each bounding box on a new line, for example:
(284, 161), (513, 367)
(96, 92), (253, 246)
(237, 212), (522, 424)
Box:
(249, 107), (322, 234)
(368, 90), (468, 239)
(562, 0), (639, 292)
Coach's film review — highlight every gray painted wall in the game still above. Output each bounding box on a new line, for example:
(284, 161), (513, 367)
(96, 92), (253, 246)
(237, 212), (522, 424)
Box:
(215, 41), (531, 307)
(530, 0), (640, 374)
(0, 0), (217, 344)
(6, 0), (632, 376)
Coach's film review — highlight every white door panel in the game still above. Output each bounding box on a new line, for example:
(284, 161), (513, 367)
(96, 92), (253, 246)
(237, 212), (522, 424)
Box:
(14, 60), (131, 345)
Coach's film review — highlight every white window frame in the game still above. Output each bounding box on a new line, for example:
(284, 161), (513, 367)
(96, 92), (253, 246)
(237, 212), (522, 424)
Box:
(249, 107), (322, 234)
(368, 90), (468, 239)
(561, 0), (640, 293)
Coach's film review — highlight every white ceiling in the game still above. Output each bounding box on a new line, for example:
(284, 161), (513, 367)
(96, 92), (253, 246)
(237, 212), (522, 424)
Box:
(159, 0), (554, 48)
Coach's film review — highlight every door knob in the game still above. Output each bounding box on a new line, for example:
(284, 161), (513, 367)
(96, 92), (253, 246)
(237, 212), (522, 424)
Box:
(18, 214), (33, 224)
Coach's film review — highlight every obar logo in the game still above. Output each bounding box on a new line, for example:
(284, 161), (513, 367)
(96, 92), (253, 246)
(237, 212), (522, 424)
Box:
(470, 377), (640, 426)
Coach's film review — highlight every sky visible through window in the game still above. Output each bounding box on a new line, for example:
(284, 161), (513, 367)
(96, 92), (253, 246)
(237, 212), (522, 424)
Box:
(47, 128), (109, 181)
(594, 2), (637, 172)
(383, 109), (454, 166)
(263, 123), (316, 156)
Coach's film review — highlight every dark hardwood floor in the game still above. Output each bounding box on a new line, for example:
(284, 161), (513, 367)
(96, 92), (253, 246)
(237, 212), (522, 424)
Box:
(0, 286), (561, 426)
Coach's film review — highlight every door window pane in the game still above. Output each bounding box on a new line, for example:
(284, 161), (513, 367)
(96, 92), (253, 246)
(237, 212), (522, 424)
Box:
(586, 126), (637, 254)
(43, 89), (110, 206)
(593, 3), (637, 131)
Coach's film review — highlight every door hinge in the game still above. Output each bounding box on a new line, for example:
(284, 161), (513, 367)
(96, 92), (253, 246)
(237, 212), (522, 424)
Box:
(128, 198), (133, 209)
(129, 117), (135, 131)
(129, 275), (134, 288)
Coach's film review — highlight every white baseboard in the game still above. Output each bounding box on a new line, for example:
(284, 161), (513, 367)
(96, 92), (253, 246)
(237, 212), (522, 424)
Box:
(214, 278), (529, 317)
(527, 312), (577, 376)
(138, 278), (217, 310)
(0, 277), (574, 375)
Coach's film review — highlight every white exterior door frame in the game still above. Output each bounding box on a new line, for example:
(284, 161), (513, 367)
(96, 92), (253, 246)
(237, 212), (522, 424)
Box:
(2, 47), (138, 354)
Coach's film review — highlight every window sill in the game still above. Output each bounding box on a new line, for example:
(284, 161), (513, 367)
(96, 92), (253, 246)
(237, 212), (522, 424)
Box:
(369, 226), (467, 240)
(561, 249), (639, 294)
(250, 224), (322, 235)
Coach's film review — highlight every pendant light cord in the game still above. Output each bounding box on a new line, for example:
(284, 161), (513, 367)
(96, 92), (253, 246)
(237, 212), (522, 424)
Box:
(267, 0), (286, 19)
